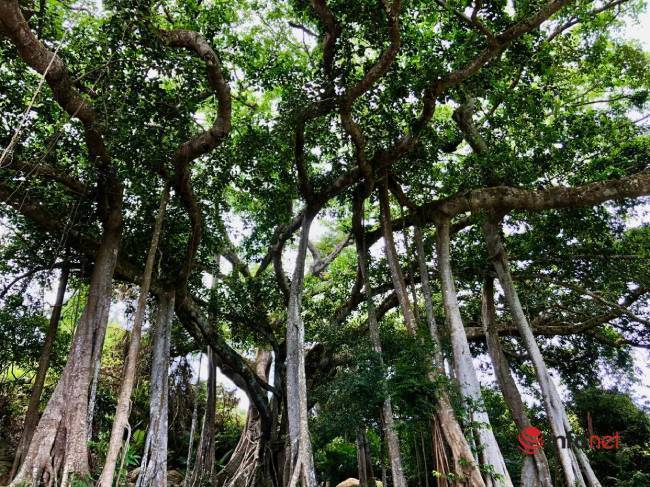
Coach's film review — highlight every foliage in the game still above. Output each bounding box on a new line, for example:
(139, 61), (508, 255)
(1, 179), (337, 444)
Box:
(0, 0), (649, 483)
(573, 388), (650, 485)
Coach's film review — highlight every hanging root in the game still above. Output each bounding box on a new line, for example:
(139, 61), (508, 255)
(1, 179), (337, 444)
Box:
(431, 418), (452, 487)
(214, 411), (264, 487)
(215, 349), (275, 487)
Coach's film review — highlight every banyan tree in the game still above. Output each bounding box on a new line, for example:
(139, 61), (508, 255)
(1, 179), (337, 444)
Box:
(0, 0), (649, 485)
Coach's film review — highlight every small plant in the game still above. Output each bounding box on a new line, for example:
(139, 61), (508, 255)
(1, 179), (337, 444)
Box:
(70, 473), (93, 487)
(432, 470), (466, 482)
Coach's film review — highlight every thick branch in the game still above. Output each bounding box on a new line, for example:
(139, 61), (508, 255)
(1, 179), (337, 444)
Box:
(425, 171), (650, 218)
(261, 0), (575, 266)
(158, 28), (232, 295)
(310, 0), (339, 87)
(0, 0), (121, 227)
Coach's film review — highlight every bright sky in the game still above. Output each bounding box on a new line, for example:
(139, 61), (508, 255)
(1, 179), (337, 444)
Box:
(623, 7), (650, 48)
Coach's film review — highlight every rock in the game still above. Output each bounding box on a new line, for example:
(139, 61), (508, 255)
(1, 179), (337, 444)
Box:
(168, 469), (184, 486)
(127, 466), (141, 482)
(334, 480), (383, 487)
(336, 480), (360, 487)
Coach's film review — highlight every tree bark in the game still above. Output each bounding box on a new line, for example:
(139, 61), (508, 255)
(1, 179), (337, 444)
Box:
(353, 196), (407, 487)
(435, 219), (513, 487)
(87, 304), (110, 442)
(10, 221), (121, 487)
(378, 179), (417, 334)
(98, 183), (170, 487)
(481, 276), (553, 487)
(356, 429), (376, 487)
(363, 430), (376, 487)
(356, 431), (366, 487)
(87, 347), (101, 441)
(414, 226), (487, 486)
(214, 348), (273, 487)
(286, 213), (318, 487)
(184, 353), (203, 487)
(9, 266), (70, 481)
(483, 216), (601, 487)
(188, 347), (218, 486)
(136, 291), (175, 487)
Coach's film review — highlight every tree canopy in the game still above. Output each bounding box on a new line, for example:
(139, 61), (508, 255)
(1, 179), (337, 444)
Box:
(0, 0), (649, 485)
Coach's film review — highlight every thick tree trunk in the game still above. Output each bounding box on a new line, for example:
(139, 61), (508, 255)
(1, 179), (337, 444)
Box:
(136, 291), (175, 487)
(435, 219), (513, 487)
(481, 277), (553, 487)
(354, 196), (407, 487)
(9, 266), (69, 481)
(98, 183), (170, 487)
(483, 217), (601, 487)
(188, 347), (218, 486)
(414, 226), (487, 486)
(0, 3), (123, 484)
(285, 213), (318, 487)
(10, 222), (121, 487)
(214, 348), (273, 487)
